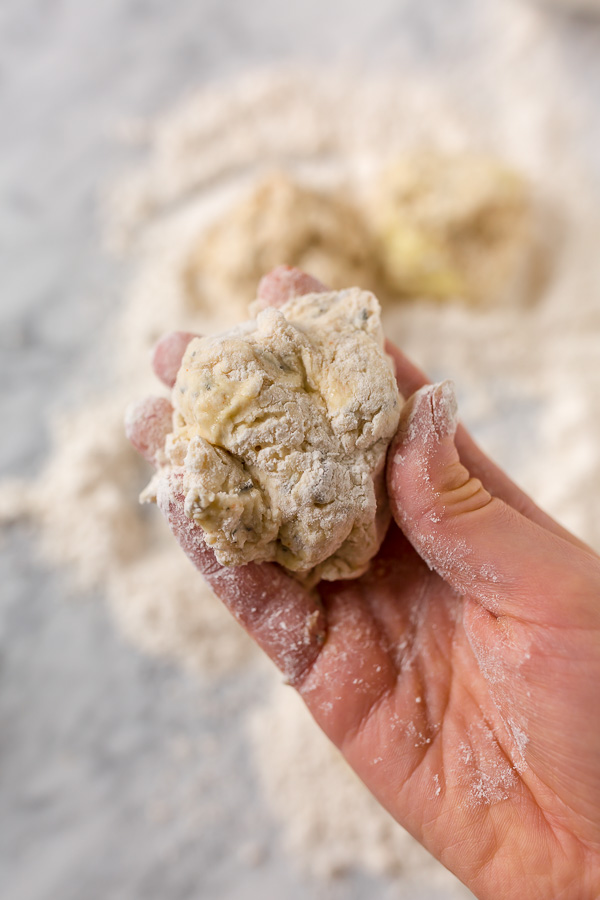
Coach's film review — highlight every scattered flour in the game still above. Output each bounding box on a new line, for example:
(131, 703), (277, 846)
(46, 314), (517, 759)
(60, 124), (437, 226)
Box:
(2, 40), (600, 887)
(458, 721), (518, 808)
(0, 395), (255, 675)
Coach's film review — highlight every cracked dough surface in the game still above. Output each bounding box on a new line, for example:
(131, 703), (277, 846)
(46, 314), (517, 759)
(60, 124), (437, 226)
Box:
(145, 288), (401, 582)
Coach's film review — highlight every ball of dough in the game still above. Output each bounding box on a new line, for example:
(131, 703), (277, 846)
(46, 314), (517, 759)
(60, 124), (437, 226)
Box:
(372, 152), (549, 307)
(145, 288), (401, 582)
(182, 172), (380, 319)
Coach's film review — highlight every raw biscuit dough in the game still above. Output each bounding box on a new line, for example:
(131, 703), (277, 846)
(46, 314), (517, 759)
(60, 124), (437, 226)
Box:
(372, 152), (549, 306)
(144, 288), (401, 582)
(183, 172), (379, 319)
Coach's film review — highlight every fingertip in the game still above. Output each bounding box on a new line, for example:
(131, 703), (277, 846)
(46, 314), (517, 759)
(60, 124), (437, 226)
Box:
(125, 396), (173, 464)
(255, 266), (328, 310)
(387, 381), (464, 537)
(152, 331), (199, 388)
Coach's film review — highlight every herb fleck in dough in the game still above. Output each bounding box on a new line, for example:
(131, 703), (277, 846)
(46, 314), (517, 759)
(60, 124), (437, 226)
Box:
(145, 288), (401, 582)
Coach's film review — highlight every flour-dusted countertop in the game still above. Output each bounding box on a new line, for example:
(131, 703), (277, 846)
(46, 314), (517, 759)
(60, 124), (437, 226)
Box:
(2, 2), (600, 899)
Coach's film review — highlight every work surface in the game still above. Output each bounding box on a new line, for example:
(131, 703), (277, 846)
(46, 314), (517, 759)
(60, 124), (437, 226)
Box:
(2, 2), (600, 898)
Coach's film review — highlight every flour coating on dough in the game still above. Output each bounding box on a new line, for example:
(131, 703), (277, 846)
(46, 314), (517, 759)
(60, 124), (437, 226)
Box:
(144, 288), (401, 581)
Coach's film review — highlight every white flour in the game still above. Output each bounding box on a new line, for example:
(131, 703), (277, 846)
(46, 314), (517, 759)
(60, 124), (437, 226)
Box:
(2, 33), (600, 889)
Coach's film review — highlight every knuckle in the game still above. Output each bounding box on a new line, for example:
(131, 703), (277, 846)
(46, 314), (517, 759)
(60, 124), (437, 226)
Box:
(437, 471), (494, 519)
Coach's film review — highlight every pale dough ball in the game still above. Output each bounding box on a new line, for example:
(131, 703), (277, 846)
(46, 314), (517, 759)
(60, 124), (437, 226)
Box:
(182, 172), (380, 319)
(372, 152), (550, 306)
(145, 288), (401, 582)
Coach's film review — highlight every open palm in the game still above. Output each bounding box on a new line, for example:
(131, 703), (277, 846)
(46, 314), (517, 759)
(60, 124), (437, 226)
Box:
(128, 267), (600, 899)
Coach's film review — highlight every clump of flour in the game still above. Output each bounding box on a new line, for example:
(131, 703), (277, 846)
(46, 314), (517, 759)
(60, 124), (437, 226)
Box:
(1, 51), (600, 887)
(0, 395), (255, 675)
(458, 721), (518, 808)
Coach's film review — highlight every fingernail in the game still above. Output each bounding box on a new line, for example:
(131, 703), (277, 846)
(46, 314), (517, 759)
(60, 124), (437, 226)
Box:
(397, 385), (433, 439)
(397, 381), (458, 444)
(431, 380), (458, 440)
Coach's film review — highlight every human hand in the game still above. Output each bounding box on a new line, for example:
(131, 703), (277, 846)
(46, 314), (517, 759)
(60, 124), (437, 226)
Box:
(126, 266), (600, 899)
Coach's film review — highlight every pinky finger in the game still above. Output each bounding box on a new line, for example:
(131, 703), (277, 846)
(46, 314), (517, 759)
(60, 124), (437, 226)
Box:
(255, 266), (328, 310)
(152, 331), (199, 388)
(125, 396), (173, 464)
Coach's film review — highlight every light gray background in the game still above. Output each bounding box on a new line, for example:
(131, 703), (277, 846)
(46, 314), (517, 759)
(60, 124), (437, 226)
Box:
(2, 1), (599, 898)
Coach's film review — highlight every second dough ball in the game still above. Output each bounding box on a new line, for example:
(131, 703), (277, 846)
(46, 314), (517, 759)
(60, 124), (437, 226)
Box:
(183, 172), (380, 319)
(372, 152), (550, 307)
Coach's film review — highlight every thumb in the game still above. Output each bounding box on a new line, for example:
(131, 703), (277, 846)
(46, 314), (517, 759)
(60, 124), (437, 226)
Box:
(387, 382), (600, 628)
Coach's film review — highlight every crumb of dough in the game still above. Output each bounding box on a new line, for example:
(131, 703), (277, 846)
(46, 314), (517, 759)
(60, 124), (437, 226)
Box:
(372, 152), (550, 306)
(182, 171), (381, 318)
(143, 288), (401, 582)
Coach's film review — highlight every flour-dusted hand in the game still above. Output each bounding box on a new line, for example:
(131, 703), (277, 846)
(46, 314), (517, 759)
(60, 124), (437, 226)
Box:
(126, 267), (600, 900)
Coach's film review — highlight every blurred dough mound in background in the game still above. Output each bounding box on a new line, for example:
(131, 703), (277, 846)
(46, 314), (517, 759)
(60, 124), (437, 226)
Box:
(144, 288), (401, 582)
(371, 152), (551, 306)
(182, 171), (380, 318)
(181, 158), (553, 318)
